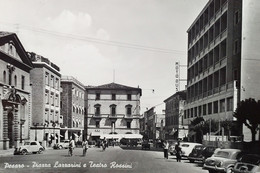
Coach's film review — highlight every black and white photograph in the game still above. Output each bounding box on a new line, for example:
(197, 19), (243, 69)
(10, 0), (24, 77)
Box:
(0, 0), (260, 173)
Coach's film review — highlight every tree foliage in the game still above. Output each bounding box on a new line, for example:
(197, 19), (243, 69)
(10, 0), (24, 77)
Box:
(234, 98), (260, 142)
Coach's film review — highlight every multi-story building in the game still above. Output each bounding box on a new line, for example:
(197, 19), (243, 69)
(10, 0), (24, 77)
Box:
(60, 76), (85, 142)
(144, 107), (165, 142)
(85, 82), (142, 142)
(184, 0), (260, 141)
(164, 91), (187, 140)
(28, 52), (61, 147)
(0, 32), (33, 149)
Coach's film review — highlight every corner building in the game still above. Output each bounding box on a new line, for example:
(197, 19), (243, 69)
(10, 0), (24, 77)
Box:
(184, 0), (241, 125)
(0, 32), (33, 149)
(85, 83), (142, 142)
(60, 76), (85, 141)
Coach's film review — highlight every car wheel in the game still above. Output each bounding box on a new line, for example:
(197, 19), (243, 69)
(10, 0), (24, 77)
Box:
(226, 167), (233, 173)
(38, 148), (43, 154)
(189, 159), (195, 163)
(21, 149), (27, 155)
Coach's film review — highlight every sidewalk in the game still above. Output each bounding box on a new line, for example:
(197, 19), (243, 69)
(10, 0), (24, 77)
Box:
(0, 149), (14, 157)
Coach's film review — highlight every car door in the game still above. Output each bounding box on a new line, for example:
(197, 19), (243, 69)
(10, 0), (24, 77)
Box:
(30, 142), (38, 152)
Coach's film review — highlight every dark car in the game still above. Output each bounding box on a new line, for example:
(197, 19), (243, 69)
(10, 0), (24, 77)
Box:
(142, 140), (150, 150)
(233, 154), (260, 173)
(203, 149), (243, 173)
(188, 146), (217, 163)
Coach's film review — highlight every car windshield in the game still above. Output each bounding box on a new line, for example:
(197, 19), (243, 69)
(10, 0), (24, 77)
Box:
(214, 151), (230, 158)
(241, 155), (260, 165)
(194, 145), (204, 150)
(24, 142), (30, 145)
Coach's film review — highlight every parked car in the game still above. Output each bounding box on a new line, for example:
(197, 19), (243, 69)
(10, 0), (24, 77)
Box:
(203, 149), (243, 173)
(188, 145), (217, 163)
(88, 141), (96, 148)
(233, 154), (260, 173)
(142, 140), (150, 150)
(14, 141), (44, 155)
(169, 142), (202, 157)
(58, 140), (70, 149)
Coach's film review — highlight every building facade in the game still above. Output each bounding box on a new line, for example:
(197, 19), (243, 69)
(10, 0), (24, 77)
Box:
(0, 32), (33, 149)
(164, 91), (187, 140)
(85, 83), (142, 141)
(28, 52), (61, 147)
(60, 76), (85, 142)
(184, 0), (241, 127)
(184, 0), (260, 141)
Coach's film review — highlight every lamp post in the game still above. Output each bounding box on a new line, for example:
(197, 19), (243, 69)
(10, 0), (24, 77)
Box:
(52, 122), (56, 144)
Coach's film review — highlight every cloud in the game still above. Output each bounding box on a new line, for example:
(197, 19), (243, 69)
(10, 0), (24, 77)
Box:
(43, 9), (92, 34)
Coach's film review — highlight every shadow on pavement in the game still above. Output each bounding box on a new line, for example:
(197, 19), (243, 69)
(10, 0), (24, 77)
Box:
(120, 146), (163, 152)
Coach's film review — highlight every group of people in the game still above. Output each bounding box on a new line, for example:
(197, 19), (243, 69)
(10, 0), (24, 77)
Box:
(68, 137), (89, 156)
(163, 140), (182, 162)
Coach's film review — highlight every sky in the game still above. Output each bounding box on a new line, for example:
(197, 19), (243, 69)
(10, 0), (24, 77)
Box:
(0, 0), (208, 114)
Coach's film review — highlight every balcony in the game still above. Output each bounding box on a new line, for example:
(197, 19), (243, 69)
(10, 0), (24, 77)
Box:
(124, 115), (133, 120)
(92, 114), (102, 120)
(108, 114), (118, 121)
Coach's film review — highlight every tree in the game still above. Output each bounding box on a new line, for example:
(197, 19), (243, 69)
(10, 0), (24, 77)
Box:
(234, 98), (260, 142)
(189, 117), (205, 143)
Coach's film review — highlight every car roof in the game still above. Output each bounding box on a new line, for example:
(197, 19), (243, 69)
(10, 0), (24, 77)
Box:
(216, 149), (241, 152)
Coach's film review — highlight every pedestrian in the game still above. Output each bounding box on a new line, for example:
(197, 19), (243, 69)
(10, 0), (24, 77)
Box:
(69, 137), (75, 156)
(82, 139), (88, 156)
(175, 141), (182, 162)
(163, 140), (169, 159)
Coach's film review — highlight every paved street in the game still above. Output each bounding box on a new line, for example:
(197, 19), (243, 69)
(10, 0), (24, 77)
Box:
(0, 146), (208, 173)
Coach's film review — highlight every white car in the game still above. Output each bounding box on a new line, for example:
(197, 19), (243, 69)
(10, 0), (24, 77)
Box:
(59, 140), (70, 149)
(14, 141), (44, 155)
(169, 142), (202, 157)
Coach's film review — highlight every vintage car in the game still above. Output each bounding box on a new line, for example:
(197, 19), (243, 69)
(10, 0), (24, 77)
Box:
(203, 149), (243, 173)
(233, 154), (260, 173)
(14, 141), (44, 155)
(58, 140), (70, 149)
(169, 142), (202, 157)
(188, 145), (217, 163)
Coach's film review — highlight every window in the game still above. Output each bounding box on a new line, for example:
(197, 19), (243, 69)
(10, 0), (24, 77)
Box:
(227, 97), (233, 111)
(112, 94), (116, 100)
(50, 75), (54, 87)
(234, 40), (240, 54)
(8, 70), (11, 85)
(208, 103), (212, 114)
(127, 94), (131, 100)
(213, 101), (218, 113)
(96, 121), (100, 128)
(220, 99), (225, 112)
(94, 105), (101, 116)
(96, 93), (100, 100)
(127, 122), (131, 129)
(14, 75), (17, 87)
(126, 107), (132, 115)
(111, 106), (116, 116)
(55, 78), (59, 89)
(203, 104), (207, 115)
(45, 72), (49, 85)
(21, 75), (25, 90)
(3, 71), (6, 83)
(234, 11), (239, 25)
(45, 92), (49, 104)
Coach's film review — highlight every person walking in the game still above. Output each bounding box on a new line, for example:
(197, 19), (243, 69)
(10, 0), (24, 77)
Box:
(163, 140), (169, 159)
(68, 137), (75, 156)
(175, 141), (182, 162)
(82, 139), (88, 156)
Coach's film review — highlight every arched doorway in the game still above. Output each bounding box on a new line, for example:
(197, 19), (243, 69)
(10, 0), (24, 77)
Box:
(8, 112), (14, 148)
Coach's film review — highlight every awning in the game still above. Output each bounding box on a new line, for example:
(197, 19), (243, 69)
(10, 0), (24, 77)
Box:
(100, 134), (121, 139)
(121, 134), (143, 139)
(91, 132), (102, 137)
(59, 134), (64, 137)
(74, 133), (79, 137)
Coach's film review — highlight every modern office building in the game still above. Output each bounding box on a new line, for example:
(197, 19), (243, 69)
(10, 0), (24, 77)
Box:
(85, 82), (142, 142)
(164, 91), (187, 140)
(60, 76), (85, 142)
(184, 0), (260, 141)
(0, 32), (33, 149)
(29, 52), (62, 147)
